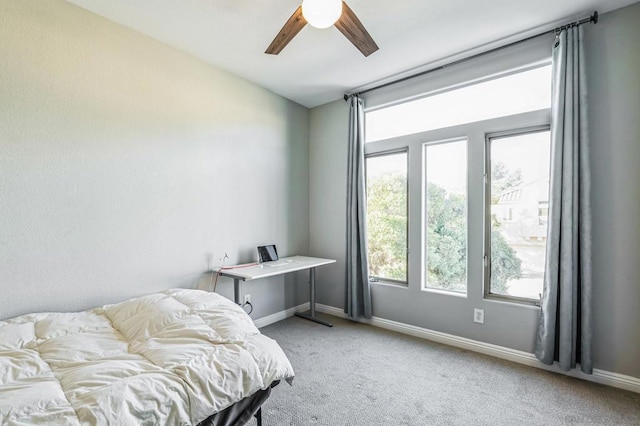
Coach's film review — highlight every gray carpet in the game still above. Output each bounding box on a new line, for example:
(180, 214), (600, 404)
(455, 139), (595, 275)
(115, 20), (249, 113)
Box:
(252, 314), (640, 426)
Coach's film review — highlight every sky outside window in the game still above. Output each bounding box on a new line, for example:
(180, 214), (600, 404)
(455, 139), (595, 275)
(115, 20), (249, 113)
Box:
(366, 65), (552, 143)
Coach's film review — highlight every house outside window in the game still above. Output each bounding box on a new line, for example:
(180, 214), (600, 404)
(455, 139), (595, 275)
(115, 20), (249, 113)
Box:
(486, 129), (551, 301)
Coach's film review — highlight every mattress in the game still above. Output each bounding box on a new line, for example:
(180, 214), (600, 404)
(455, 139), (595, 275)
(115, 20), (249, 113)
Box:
(0, 289), (294, 425)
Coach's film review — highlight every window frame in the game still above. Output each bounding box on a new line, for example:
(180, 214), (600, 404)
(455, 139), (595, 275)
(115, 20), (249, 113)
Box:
(363, 57), (554, 306)
(364, 147), (410, 286)
(363, 110), (551, 304)
(483, 125), (551, 306)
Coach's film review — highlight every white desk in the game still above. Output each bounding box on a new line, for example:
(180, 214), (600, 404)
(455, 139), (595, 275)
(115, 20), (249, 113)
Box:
(218, 255), (336, 327)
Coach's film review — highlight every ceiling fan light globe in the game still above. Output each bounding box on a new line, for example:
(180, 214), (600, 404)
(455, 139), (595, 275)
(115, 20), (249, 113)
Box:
(302, 0), (343, 29)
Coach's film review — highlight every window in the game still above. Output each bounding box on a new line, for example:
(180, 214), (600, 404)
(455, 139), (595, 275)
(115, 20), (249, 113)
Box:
(363, 60), (552, 305)
(425, 139), (467, 293)
(365, 151), (408, 283)
(366, 65), (552, 143)
(486, 129), (551, 301)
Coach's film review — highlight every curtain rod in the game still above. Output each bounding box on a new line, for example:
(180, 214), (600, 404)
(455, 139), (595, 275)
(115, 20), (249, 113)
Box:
(344, 11), (598, 101)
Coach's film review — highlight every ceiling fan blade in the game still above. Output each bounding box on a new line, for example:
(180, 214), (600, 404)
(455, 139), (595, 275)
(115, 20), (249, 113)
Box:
(265, 6), (307, 55)
(334, 2), (379, 57)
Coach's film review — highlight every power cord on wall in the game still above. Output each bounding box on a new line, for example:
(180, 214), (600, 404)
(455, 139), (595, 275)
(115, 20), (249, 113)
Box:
(243, 301), (254, 315)
(212, 261), (261, 292)
(209, 253), (229, 293)
(209, 253), (257, 314)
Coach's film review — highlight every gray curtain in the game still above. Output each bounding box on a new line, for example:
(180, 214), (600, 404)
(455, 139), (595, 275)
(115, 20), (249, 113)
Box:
(535, 26), (593, 374)
(345, 95), (372, 319)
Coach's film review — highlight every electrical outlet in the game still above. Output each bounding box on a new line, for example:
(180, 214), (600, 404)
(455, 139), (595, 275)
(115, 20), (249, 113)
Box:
(474, 308), (484, 324)
(244, 294), (251, 305)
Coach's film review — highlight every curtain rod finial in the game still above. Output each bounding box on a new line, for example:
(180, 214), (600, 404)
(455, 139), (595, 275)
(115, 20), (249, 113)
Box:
(591, 11), (598, 24)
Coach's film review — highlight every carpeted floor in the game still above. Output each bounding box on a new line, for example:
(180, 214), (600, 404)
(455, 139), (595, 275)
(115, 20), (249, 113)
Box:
(253, 314), (640, 426)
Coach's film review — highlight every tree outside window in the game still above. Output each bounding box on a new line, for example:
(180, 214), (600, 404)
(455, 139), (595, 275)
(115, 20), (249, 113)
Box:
(366, 152), (408, 283)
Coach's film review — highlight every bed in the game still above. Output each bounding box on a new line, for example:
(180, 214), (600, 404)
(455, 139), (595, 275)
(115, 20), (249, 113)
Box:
(0, 288), (294, 425)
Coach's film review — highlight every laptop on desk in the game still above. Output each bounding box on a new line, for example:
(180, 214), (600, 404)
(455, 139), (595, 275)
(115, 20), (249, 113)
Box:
(257, 244), (278, 262)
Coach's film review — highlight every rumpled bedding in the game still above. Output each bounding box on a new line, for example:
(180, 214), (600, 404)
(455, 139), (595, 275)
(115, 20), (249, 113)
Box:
(0, 289), (294, 425)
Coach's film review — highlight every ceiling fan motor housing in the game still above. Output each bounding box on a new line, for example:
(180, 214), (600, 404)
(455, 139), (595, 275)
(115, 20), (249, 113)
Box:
(302, 0), (343, 29)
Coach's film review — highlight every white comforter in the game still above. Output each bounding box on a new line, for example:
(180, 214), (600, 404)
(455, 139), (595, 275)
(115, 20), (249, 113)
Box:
(0, 289), (294, 425)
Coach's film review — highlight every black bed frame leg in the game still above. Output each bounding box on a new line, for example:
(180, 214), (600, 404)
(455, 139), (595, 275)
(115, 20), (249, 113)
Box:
(254, 407), (262, 426)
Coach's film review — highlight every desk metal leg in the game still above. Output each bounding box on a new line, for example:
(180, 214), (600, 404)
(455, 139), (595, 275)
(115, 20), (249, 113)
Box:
(295, 267), (333, 327)
(233, 278), (241, 305)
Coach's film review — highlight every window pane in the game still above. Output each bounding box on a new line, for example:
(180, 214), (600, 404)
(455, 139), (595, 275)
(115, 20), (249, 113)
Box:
(490, 131), (550, 300)
(366, 152), (408, 282)
(425, 140), (467, 293)
(366, 65), (551, 142)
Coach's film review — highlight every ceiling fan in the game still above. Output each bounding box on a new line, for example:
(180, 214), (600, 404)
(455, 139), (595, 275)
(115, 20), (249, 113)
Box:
(265, 0), (379, 57)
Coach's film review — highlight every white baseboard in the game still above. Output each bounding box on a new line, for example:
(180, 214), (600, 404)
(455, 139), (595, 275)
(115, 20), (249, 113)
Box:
(253, 302), (310, 329)
(314, 303), (640, 394)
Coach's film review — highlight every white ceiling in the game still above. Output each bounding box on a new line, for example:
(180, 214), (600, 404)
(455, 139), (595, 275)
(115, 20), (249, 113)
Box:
(66, 0), (638, 108)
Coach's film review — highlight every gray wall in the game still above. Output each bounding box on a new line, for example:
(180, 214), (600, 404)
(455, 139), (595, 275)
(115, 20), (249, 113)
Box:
(308, 3), (640, 379)
(0, 0), (310, 320)
(586, 3), (640, 378)
(310, 101), (349, 310)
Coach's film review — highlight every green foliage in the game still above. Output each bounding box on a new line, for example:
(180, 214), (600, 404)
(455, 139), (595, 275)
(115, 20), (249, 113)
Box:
(425, 183), (466, 292)
(366, 173), (407, 280)
(367, 174), (522, 291)
(489, 160), (524, 293)
(490, 228), (522, 294)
